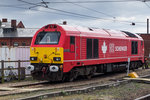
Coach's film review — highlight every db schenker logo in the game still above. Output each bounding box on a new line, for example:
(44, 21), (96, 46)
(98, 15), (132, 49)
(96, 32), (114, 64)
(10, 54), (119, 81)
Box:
(102, 41), (107, 54)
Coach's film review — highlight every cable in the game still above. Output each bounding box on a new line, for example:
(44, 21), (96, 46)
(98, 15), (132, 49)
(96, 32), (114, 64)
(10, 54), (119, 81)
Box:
(144, 2), (150, 8)
(35, 0), (144, 4)
(0, 4), (146, 26)
(18, 0), (114, 20)
(0, 5), (132, 27)
(0, 4), (130, 27)
(0, 4), (90, 19)
(63, 0), (115, 18)
(0, 3), (28, 7)
(18, 0), (146, 24)
(0, 0), (144, 26)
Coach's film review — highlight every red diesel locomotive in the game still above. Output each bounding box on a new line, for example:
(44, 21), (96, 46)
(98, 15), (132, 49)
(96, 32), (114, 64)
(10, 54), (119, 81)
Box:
(28, 24), (144, 81)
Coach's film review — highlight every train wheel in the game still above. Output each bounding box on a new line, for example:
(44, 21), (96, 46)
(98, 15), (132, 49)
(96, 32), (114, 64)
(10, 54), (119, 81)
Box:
(86, 74), (92, 79)
(65, 70), (78, 82)
(68, 76), (74, 82)
(85, 73), (93, 79)
(85, 67), (96, 79)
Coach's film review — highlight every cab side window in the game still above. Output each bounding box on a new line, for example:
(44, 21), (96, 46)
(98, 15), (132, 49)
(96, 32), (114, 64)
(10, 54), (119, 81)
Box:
(87, 39), (92, 59)
(70, 36), (75, 52)
(131, 41), (138, 54)
(70, 36), (75, 44)
(86, 38), (99, 59)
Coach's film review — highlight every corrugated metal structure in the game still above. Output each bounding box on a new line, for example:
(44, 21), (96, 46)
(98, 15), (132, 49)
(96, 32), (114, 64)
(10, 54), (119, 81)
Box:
(0, 18), (39, 76)
(0, 46), (30, 74)
(140, 34), (150, 57)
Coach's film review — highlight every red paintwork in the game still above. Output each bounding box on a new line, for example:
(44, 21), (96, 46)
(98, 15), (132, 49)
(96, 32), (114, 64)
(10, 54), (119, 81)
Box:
(31, 24), (144, 73)
(70, 44), (75, 52)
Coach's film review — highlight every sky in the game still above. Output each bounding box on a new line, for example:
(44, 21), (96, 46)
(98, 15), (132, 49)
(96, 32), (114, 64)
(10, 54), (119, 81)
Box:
(0, 0), (150, 33)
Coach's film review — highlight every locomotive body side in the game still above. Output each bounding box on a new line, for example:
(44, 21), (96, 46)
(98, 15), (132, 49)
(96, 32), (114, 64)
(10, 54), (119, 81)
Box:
(29, 24), (144, 81)
(62, 26), (144, 74)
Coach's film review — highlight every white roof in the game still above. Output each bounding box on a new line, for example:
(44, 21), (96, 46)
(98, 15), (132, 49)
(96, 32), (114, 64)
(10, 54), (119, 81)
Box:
(0, 28), (39, 37)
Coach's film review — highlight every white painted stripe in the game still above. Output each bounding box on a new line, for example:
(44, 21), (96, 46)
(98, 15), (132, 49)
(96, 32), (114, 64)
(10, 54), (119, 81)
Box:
(64, 56), (143, 62)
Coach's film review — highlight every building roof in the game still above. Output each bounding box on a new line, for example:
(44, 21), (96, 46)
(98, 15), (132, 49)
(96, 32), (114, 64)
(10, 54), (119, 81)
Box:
(17, 21), (25, 28)
(0, 18), (39, 38)
(0, 28), (39, 37)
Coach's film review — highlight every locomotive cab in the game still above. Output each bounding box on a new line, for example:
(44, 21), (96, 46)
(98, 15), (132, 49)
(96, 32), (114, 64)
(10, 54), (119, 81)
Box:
(29, 24), (64, 81)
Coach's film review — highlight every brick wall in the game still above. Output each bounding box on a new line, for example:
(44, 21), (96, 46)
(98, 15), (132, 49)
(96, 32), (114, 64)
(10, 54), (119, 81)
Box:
(0, 37), (32, 47)
(140, 34), (150, 57)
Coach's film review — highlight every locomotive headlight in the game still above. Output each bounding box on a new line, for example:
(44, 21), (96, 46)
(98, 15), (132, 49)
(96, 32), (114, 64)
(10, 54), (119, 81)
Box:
(49, 65), (59, 72)
(53, 57), (61, 61)
(30, 57), (37, 61)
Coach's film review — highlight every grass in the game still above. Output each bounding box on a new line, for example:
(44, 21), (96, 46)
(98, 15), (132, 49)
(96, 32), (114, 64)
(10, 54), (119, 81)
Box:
(0, 88), (62, 100)
(46, 82), (150, 100)
(0, 67), (150, 100)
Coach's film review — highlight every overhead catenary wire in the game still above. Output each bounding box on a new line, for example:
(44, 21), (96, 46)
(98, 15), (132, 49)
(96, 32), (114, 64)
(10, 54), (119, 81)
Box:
(0, 0), (145, 26)
(144, 2), (150, 8)
(17, 0), (115, 20)
(0, 4), (90, 19)
(0, 4), (135, 28)
(17, 0), (146, 24)
(0, 3), (143, 27)
(0, 3), (28, 7)
(34, 0), (150, 4)
(61, 0), (145, 24)
(63, 0), (116, 18)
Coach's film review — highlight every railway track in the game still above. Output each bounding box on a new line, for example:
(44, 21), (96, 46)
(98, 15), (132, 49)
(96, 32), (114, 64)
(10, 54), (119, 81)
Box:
(2, 73), (126, 89)
(0, 68), (150, 100)
(11, 81), (50, 88)
(0, 73), (116, 96)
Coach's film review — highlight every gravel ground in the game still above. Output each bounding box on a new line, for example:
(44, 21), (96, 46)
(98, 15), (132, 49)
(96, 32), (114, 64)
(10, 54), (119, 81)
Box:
(0, 68), (150, 100)
(48, 82), (150, 100)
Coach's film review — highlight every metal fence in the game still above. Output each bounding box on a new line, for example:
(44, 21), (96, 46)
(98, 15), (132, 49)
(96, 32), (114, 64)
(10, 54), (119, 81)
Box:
(0, 60), (30, 83)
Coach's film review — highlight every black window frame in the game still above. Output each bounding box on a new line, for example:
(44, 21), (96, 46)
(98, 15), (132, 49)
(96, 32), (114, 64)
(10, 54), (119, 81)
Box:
(86, 38), (99, 59)
(93, 39), (99, 58)
(131, 41), (138, 55)
(70, 36), (75, 45)
(22, 42), (26, 46)
(3, 28), (14, 33)
(1, 42), (7, 46)
(87, 39), (92, 59)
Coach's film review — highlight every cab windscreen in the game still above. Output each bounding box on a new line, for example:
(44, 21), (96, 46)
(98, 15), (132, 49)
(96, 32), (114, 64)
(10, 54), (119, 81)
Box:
(35, 32), (60, 45)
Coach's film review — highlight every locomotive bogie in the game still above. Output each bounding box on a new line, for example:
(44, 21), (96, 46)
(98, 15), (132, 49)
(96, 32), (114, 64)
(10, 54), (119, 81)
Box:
(31, 63), (63, 81)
